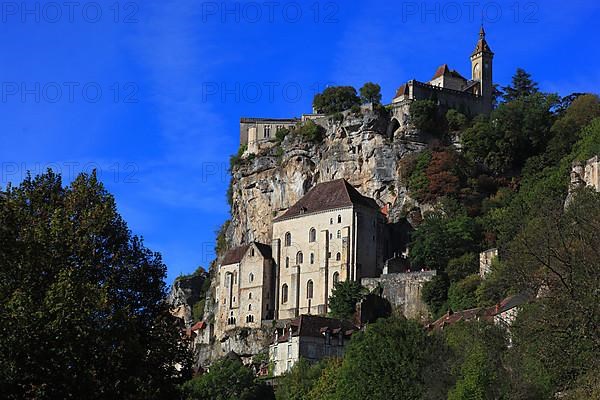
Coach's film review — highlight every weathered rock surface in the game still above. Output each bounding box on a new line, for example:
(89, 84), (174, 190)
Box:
(226, 109), (426, 248)
(167, 272), (207, 327)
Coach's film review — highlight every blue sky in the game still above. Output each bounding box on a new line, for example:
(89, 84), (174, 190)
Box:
(1, 0), (598, 283)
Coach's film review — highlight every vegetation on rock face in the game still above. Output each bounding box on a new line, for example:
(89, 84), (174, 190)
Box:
(0, 170), (192, 399)
(313, 86), (361, 114)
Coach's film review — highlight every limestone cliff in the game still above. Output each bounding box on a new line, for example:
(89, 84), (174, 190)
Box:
(225, 108), (426, 249)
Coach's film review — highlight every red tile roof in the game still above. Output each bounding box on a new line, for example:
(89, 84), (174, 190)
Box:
(191, 321), (206, 331)
(431, 64), (467, 81)
(273, 179), (380, 222)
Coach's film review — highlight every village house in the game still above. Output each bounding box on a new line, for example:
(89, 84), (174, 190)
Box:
(269, 314), (358, 376)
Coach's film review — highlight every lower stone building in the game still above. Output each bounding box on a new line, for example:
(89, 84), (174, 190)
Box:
(216, 242), (275, 333)
(268, 314), (358, 376)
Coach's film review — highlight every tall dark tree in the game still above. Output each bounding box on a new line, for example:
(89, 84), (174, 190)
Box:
(502, 68), (539, 102)
(0, 171), (191, 399)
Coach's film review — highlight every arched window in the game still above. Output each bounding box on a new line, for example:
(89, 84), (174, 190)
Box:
(248, 292), (252, 299)
(310, 253), (315, 264)
(249, 272), (254, 283)
(285, 257), (290, 268)
(250, 248), (255, 256)
(337, 230), (341, 239)
(307, 280), (314, 299)
(284, 232), (292, 247)
(248, 304), (252, 311)
(296, 252), (304, 264)
(337, 215), (341, 223)
(330, 218), (333, 225)
(309, 228), (316, 242)
(336, 252), (341, 261)
(282, 284), (288, 303)
(333, 272), (339, 284)
(246, 315), (254, 323)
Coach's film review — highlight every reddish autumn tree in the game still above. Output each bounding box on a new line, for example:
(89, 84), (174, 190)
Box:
(425, 150), (464, 202)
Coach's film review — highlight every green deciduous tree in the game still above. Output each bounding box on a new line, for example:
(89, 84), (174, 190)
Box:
(275, 358), (327, 400)
(313, 86), (361, 114)
(328, 280), (366, 320)
(359, 82), (382, 105)
(444, 321), (508, 400)
(447, 274), (481, 311)
(0, 171), (191, 399)
(335, 317), (450, 400)
(181, 357), (274, 400)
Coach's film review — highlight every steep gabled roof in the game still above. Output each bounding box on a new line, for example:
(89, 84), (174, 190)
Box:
(221, 244), (251, 266)
(394, 83), (409, 98)
(432, 64), (451, 79)
(431, 64), (467, 82)
(273, 179), (380, 222)
(220, 242), (272, 266)
(254, 242), (272, 259)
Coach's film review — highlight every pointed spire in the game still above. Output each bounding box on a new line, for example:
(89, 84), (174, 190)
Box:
(479, 24), (486, 39)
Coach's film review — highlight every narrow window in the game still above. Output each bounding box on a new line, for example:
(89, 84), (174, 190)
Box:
(248, 304), (252, 311)
(264, 125), (271, 138)
(296, 251), (303, 265)
(249, 272), (254, 283)
(309, 228), (316, 242)
(284, 232), (292, 247)
(282, 284), (288, 303)
(286, 257), (290, 268)
(336, 252), (341, 261)
(307, 280), (313, 299)
(249, 292), (252, 299)
(310, 253), (315, 264)
(337, 230), (341, 239)
(333, 272), (339, 284)
(337, 215), (341, 223)
(250, 248), (255, 256)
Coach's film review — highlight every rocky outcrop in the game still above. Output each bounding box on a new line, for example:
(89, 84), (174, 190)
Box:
(226, 109), (426, 248)
(167, 271), (207, 327)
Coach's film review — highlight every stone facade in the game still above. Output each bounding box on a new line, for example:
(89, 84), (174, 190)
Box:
(272, 180), (386, 320)
(479, 248), (498, 278)
(361, 270), (436, 321)
(216, 242), (275, 334)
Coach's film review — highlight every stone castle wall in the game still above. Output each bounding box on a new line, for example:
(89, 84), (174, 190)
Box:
(361, 270), (436, 321)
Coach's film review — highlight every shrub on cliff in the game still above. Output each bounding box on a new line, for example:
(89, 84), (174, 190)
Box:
(313, 86), (361, 114)
(359, 82), (382, 105)
(0, 170), (192, 399)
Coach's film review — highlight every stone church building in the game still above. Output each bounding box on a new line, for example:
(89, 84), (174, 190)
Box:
(215, 179), (386, 332)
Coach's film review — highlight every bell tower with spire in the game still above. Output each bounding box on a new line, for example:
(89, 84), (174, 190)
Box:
(470, 25), (494, 114)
